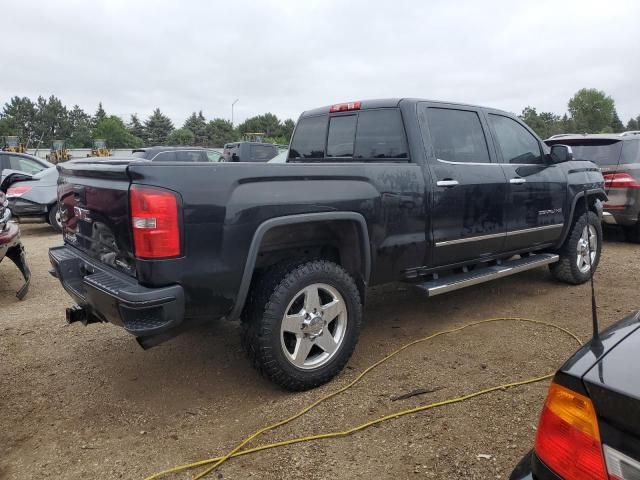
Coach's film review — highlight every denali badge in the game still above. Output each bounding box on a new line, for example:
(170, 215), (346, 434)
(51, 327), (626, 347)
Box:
(74, 206), (92, 222)
(539, 208), (562, 216)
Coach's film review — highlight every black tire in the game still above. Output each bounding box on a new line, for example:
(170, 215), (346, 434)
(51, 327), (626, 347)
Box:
(623, 223), (640, 243)
(549, 211), (602, 285)
(48, 204), (62, 232)
(242, 260), (362, 391)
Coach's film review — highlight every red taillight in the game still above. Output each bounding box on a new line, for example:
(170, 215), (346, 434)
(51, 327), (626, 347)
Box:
(7, 186), (32, 198)
(329, 101), (361, 113)
(130, 185), (180, 259)
(534, 383), (607, 480)
(603, 172), (640, 189)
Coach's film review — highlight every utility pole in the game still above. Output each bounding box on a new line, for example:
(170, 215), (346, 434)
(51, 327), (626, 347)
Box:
(231, 99), (239, 127)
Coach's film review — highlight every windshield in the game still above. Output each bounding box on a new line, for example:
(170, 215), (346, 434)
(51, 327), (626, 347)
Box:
(268, 150), (288, 163)
(132, 151), (148, 158)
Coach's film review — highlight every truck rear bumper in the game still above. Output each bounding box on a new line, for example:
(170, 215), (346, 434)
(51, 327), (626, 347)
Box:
(49, 245), (184, 336)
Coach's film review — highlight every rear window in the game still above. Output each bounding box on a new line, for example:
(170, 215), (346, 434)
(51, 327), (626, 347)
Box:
(291, 108), (408, 161)
(289, 115), (327, 159)
(550, 140), (623, 166)
(249, 144), (276, 162)
(426, 108), (490, 163)
(621, 139), (640, 164)
(354, 109), (408, 160)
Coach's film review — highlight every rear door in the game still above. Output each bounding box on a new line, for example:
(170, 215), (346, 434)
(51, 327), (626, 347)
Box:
(487, 113), (566, 250)
(419, 103), (507, 266)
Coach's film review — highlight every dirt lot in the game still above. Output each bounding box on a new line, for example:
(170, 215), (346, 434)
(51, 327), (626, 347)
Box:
(1, 224), (637, 480)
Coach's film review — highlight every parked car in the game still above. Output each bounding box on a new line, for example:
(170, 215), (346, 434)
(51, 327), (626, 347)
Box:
(49, 98), (605, 391)
(5, 166), (61, 231)
(0, 175), (31, 299)
(221, 142), (278, 162)
(510, 311), (640, 480)
(0, 151), (53, 180)
(131, 146), (223, 162)
(545, 132), (640, 241)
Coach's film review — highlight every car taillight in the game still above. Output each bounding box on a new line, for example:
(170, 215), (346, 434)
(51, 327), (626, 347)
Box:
(329, 101), (361, 112)
(6, 186), (32, 198)
(603, 173), (640, 189)
(130, 185), (180, 259)
(535, 383), (607, 480)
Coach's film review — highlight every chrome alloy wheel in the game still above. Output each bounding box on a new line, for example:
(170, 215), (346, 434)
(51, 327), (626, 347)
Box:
(577, 224), (597, 274)
(280, 283), (348, 370)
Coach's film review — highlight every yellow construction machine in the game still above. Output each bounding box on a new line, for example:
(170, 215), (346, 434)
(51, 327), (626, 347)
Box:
(87, 139), (112, 157)
(2, 136), (27, 153)
(46, 140), (72, 163)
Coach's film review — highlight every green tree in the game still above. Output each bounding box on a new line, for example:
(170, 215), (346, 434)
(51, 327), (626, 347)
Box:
(205, 118), (237, 147)
(127, 114), (146, 144)
(94, 116), (143, 148)
(183, 111), (207, 146)
(167, 128), (195, 145)
(611, 109), (624, 133)
(280, 119), (295, 142)
(568, 88), (615, 133)
(627, 117), (639, 131)
(32, 95), (70, 146)
(67, 105), (93, 148)
(144, 108), (174, 145)
(2, 96), (37, 143)
(92, 102), (107, 129)
(237, 113), (282, 138)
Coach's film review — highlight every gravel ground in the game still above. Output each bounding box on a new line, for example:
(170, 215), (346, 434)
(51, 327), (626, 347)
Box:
(1, 224), (637, 480)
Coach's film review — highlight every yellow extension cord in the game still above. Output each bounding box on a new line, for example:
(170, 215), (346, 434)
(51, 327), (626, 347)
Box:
(144, 317), (583, 480)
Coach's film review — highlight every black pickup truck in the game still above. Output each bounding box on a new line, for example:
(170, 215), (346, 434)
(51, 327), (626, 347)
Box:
(49, 98), (606, 390)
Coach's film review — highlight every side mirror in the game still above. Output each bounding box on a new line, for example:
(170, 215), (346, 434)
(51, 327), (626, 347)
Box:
(550, 144), (574, 163)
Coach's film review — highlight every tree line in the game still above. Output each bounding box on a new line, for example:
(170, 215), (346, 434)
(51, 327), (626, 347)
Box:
(0, 96), (295, 149)
(519, 88), (640, 140)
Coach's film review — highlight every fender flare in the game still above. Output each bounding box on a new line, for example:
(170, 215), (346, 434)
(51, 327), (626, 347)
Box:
(227, 211), (371, 321)
(556, 188), (607, 247)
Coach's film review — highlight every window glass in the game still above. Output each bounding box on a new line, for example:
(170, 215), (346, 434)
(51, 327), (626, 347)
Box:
(249, 144), (276, 162)
(426, 108), (490, 163)
(289, 115), (327, 159)
(489, 114), (543, 164)
(621, 139), (640, 165)
(175, 151), (206, 162)
(327, 115), (357, 157)
(354, 110), (408, 160)
(153, 151), (177, 162)
(8, 155), (46, 174)
(551, 140), (622, 166)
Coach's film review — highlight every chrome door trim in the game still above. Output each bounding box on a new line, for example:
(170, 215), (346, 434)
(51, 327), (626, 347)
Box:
(509, 178), (526, 184)
(435, 223), (564, 247)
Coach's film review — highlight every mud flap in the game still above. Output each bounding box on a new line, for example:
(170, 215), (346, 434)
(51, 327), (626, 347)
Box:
(6, 243), (31, 300)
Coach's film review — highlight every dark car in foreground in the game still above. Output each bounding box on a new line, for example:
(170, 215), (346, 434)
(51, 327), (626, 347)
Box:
(511, 311), (640, 480)
(49, 98), (605, 390)
(546, 132), (640, 241)
(0, 178), (31, 299)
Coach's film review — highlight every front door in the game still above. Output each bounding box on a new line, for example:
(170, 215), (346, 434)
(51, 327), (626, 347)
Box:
(485, 113), (567, 250)
(420, 104), (508, 267)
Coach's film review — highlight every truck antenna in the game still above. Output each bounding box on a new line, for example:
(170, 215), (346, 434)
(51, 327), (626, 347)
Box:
(583, 187), (601, 345)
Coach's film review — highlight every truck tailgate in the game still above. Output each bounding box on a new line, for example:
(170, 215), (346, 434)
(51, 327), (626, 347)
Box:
(57, 160), (137, 276)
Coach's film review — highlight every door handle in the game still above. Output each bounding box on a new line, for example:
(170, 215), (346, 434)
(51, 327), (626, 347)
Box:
(436, 179), (459, 187)
(510, 178), (526, 184)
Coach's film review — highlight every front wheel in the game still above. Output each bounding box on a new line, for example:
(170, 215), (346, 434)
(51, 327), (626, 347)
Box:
(242, 260), (362, 391)
(48, 204), (62, 232)
(549, 211), (602, 284)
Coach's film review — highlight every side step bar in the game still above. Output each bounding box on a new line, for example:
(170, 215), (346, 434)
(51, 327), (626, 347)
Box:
(413, 253), (559, 297)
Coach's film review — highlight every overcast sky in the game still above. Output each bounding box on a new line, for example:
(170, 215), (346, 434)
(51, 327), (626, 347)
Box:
(2, 0), (639, 126)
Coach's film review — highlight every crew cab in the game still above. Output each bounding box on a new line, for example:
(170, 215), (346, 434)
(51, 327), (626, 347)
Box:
(49, 98), (606, 390)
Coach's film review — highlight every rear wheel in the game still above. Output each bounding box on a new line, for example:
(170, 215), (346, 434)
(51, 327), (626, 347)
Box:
(242, 260), (362, 391)
(48, 204), (62, 232)
(549, 211), (602, 284)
